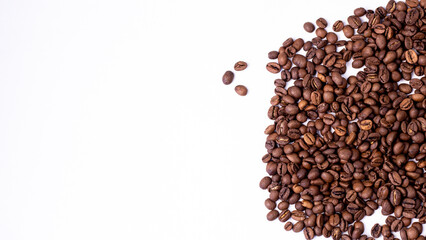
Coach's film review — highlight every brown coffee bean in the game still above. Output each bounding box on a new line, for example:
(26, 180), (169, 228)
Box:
(303, 133), (315, 145)
(371, 224), (382, 238)
(334, 126), (347, 136)
(400, 98), (413, 110)
(304, 227), (315, 240)
(222, 71), (234, 85)
(293, 221), (305, 232)
(359, 120), (372, 130)
(284, 222), (293, 231)
(267, 210), (279, 221)
(235, 85), (248, 96)
(234, 61), (247, 71)
(279, 210), (291, 222)
(332, 20), (344, 32)
(405, 50), (418, 64)
(266, 62), (281, 73)
(304, 22), (315, 33)
(316, 18), (328, 28)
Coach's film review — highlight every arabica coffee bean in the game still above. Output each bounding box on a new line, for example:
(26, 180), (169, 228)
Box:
(234, 61), (247, 71)
(332, 20), (344, 32)
(222, 71), (234, 85)
(235, 85), (247, 96)
(371, 224), (382, 238)
(266, 62), (281, 73)
(316, 18), (327, 28)
(303, 22), (315, 33)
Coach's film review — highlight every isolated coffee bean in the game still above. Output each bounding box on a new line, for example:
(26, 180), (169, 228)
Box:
(235, 85), (248, 96)
(234, 61), (247, 71)
(303, 22), (315, 33)
(222, 71), (234, 85)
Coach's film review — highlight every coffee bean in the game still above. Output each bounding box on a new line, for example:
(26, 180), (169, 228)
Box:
(293, 221), (305, 232)
(389, 171), (402, 186)
(304, 227), (315, 240)
(405, 49), (418, 64)
(303, 22), (315, 33)
(406, 227), (419, 239)
(279, 209), (291, 222)
(400, 98), (413, 110)
(266, 62), (281, 73)
(284, 222), (293, 231)
(222, 71), (234, 85)
(268, 51), (279, 59)
(359, 120), (372, 130)
(234, 85), (247, 96)
(234, 61), (247, 71)
(303, 133), (315, 145)
(259, 177), (271, 190)
(316, 18), (328, 28)
(267, 210), (279, 221)
(332, 20), (344, 32)
(371, 224), (382, 238)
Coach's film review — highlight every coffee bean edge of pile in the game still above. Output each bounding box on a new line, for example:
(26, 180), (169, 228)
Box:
(222, 0), (426, 239)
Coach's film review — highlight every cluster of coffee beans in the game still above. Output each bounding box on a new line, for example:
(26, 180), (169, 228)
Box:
(260, 0), (426, 239)
(222, 61), (248, 96)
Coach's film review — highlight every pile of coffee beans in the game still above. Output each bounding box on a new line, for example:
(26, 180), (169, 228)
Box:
(222, 61), (248, 96)
(259, 0), (426, 239)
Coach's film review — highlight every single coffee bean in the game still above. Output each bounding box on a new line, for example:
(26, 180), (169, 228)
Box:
(316, 18), (328, 28)
(234, 61), (247, 71)
(235, 85), (248, 96)
(359, 120), (372, 130)
(303, 133), (315, 145)
(304, 227), (315, 240)
(284, 222), (293, 231)
(371, 224), (382, 238)
(293, 221), (305, 232)
(268, 51), (279, 59)
(222, 71), (234, 85)
(332, 20), (344, 32)
(304, 22), (315, 33)
(267, 210), (279, 221)
(266, 62), (281, 73)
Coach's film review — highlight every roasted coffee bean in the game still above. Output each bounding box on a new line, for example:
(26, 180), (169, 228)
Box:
(222, 71), (234, 85)
(279, 209), (291, 222)
(234, 61), (247, 71)
(266, 210), (279, 221)
(304, 22), (315, 33)
(333, 20), (344, 32)
(359, 120), (372, 130)
(284, 222), (293, 231)
(316, 18), (328, 28)
(234, 85), (247, 96)
(371, 224), (382, 238)
(266, 62), (281, 73)
(293, 221), (305, 232)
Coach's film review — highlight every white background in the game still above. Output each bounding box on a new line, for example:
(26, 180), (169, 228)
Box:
(0, 0), (422, 239)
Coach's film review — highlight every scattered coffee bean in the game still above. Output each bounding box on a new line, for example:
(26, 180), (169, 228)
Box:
(234, 61), (247, 71)
(303, 22), (315, 33)
(222, 71), (234, 85)
(234, 85), (247, 96)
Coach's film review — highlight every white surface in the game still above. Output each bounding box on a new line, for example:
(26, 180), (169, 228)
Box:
(0, 0), (420, 239)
